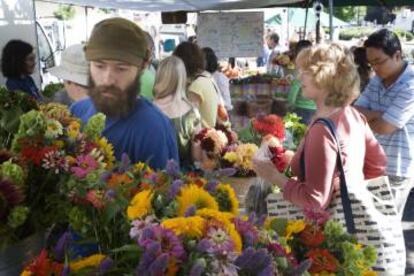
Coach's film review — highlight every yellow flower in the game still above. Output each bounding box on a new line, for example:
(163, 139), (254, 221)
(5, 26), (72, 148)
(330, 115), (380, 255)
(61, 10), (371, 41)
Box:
(362, 271), (378, 276)
(70, 254), (106, 271)
(226, 222), (242, 253)
(176, 185), (219, 216)
(20, 270), (32, 276)
(127, 189), (153, 220)
(355, 243), (363, 250)
(96, 137), (115, 169)
(53, 140), (65, 149)
(67, 120), (80, 139)
(133, 162), (153, 175)
(196, 208), (234, 225)
(313, 272), (336, 276)
(285, 220), (306, 239)
(215, 184), (239, 215)
(223, 152), (238, 163)
(162, 216), (206, 239)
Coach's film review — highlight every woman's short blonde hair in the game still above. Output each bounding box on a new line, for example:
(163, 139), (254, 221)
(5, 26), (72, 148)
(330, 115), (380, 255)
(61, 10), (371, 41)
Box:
(296, 43), (360, 107)
(154, 55), (187, 99)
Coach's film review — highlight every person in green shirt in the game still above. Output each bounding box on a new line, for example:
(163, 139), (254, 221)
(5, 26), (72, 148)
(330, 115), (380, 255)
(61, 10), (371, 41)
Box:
(287, 40), (316, 124)
(140, 31), (156, 100)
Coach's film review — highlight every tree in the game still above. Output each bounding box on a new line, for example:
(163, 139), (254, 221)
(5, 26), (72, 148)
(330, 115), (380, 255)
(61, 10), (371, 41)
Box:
(53, 4), (76, 21)
(333, 6), (357, 22)
(365, 6), (396, 25)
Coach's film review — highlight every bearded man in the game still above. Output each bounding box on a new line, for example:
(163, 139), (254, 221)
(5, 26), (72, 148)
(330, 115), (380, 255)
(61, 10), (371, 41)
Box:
(70, 18), (178, 169)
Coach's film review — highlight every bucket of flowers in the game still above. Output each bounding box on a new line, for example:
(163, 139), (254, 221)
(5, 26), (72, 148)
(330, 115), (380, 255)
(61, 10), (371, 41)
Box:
(22, 159), (312, 275)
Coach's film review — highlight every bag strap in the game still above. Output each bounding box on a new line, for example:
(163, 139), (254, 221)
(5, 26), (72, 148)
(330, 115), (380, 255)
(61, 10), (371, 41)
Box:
(300, 117), (356, 234)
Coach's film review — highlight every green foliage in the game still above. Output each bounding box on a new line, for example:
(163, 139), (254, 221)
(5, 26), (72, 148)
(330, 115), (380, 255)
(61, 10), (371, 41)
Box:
(339, 27), (375, 41)
(0, 87), (38, 148)
(42, 82), (64, 98)
(394, 29), (414, 41)
(83, 113), (106, 140)
(53, 4), (76, 20)
(0, 161), (24, 186)
(333, 6), (357, 22)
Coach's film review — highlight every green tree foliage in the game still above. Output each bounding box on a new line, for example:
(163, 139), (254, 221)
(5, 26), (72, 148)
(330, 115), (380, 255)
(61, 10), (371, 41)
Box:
(53, 4), (76, 21)
(333, 6), (357, 22)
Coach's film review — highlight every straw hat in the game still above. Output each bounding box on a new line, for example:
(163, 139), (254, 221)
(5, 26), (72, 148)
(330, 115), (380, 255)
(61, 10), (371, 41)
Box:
(49, 44), (89, 86)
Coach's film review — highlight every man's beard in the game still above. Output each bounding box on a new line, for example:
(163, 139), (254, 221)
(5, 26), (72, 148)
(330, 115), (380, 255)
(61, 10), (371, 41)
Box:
(88, 76), (140, 119)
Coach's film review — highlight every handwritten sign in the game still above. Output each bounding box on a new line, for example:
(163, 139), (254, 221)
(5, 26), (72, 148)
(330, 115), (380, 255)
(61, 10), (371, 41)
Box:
(197, 12), (264, 58)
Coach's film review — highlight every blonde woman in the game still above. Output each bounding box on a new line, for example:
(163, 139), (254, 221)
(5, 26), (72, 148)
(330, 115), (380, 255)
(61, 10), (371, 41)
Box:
(153, 56), (201, 169)
(253, 43), (386, 209)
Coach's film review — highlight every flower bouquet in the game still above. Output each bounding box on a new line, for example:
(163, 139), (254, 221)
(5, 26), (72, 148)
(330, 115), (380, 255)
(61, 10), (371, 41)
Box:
(268, 208), (378, 275)
(1, 103), (112, 249)
(23, 159), (311, 275)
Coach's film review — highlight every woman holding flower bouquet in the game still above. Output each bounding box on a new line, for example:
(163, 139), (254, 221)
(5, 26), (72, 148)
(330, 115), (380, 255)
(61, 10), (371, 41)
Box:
(253, 43), (386, 209)
(253, 43), (406, 274)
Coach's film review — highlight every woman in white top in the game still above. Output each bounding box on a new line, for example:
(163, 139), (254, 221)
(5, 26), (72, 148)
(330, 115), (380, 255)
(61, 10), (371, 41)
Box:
(202, 47), (233, 111)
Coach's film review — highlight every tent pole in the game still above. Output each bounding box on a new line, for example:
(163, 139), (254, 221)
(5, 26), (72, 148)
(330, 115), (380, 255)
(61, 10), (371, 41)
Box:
(304, 4), (309, 40)
(85, 6), (89, 42)
(329, 0), (334, 41)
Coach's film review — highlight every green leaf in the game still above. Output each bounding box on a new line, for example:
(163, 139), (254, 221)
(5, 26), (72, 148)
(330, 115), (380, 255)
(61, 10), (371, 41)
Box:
(111, 244), (141, 253)
(270, 218), (288, 236)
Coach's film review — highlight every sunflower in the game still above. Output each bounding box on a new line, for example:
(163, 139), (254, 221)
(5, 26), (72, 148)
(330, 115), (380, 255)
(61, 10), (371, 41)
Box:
(176, 185), (219, 216)
(162, 216), (206, 239)
(69, 254), (106, 272)
(226, 222), (243, 253)
(195, 208), (234, 226)
(95, 137), (115, 169)
(127, 189), (153, 220)
(67, 120), (80, 140)
(214, 184), (239, 215)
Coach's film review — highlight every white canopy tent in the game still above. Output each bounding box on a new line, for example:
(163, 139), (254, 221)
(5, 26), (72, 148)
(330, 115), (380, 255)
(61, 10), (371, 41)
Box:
(40, 0), (304, 12)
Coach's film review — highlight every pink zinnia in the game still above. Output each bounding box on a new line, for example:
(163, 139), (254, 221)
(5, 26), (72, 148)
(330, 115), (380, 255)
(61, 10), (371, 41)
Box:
(71, 154), (99, 179)
(85, 190), (105, 209)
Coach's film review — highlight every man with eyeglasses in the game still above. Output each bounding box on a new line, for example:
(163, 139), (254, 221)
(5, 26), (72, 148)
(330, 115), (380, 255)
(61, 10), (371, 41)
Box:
(355, 29), (414, 220)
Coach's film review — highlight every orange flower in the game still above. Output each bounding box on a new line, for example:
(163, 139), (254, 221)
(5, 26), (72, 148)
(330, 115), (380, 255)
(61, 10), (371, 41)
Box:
(107, 173), (133, 188)
(306, 249), (338, 273)
(300, 225), (325, 247)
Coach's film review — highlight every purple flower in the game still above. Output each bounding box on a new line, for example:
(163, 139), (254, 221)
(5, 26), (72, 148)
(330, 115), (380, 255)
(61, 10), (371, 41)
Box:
(189, 259), (206, 276)
(235, 248), (273, 276)
(205, 179), (219, 193)
(139, 225), (186, 261)
(303, 207), (330, 225)
(129, 216), (157, 240)
(61, 265), (70, 276)
(99, 257), (114, 274)
(168, 179), (183, 199)
(198, 226), (234, 256)
(53, 230), (72, 261)
(217, 167), (237, 177)
(105, 189), (116, 200)
(233, 218), (259, 247)
(166, 159), (180, 178)
(100, 171), (112, 182)
(137, 241), (162, 274)
(118, 153), (131, 173)
(148, 253), (169, 275)
(184, 205), (196, 217)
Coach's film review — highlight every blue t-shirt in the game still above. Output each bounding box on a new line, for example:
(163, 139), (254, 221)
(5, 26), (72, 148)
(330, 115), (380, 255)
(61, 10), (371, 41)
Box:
(70, 97), (179, 170)
(6, 75), (42, 100)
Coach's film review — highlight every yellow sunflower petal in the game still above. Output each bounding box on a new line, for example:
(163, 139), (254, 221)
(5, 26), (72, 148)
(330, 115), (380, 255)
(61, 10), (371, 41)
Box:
(69, 254), (106, 272)
(127, 189), (153, 220)
(176, 185), (218, 216)
(162, 216), (206, 239)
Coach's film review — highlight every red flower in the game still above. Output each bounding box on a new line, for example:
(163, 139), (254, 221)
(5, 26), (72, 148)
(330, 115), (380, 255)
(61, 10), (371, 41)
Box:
(306, 248), (338, 273)
(21, 145), (57, 166)
(252, 114), (285, 140)
(269, 146), (288, 172)
(86, 190), (105, 209)
(24, 249), (63, 275)
(194, 128), (209, 142)
(299, 224), (325, 247)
